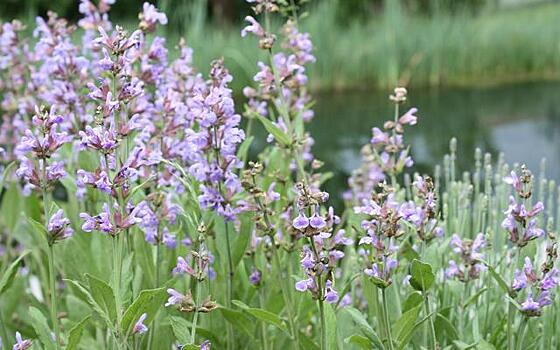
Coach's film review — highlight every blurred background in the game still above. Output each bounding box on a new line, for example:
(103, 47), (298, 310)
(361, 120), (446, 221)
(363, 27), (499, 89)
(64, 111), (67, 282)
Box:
(2, 0), (560, 200)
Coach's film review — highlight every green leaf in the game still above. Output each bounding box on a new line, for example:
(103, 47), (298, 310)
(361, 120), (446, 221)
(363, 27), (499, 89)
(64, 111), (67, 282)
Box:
(170, 316), (191, 345)
(256, 115), (291, 146)
(182, 345), (200, 350)
(86, 274), (117, 324)
(1, 183), (21, 232)
(300, 331), (320, 350)
(399, 240), (420, 261)
(232, 300), (290, 336)
(26, 217), (49, 250)
(325, 303), (337, 350)
(29, 306), (55, 350)
(393, 304), (421, 343)
(482, 261), (511, 295)
(453, 340), (478, 350)
(66, 315), (92, 350)
(335, 273), (360, 308)
(219, 307), (256, 340)
(402, 292), (423, 313)
(409, 259), (435, 291)
(397, 308), (435, 350)
(344, 334), (373, 349)
(463, 287), (488, 308)
(434, 313), (458, 341)
(231, 216), (252, 269)
(67, 279), (115, 329)
(0, 251), (29, 295)
(121, 287), (167, 336)
(342, 307), (384, 349)
(477, 339), (497, 350)
(505, 295), (522, 310)
(237, 135), (254, 162)
(0, 161), (15, 189)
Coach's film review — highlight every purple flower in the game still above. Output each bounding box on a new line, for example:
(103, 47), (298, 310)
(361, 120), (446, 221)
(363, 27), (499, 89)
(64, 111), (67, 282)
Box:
(12, 331), (32, 350)
(132, 313), (148, 334)
(398, 107), (418, 125)
(504, 171), (522, 193)
(445, 260), (460, 279)
(139, 2), (168, 32)
(541, 268), (559, 291)
(295, 277), (315, 292)
(165, 289), (184, 307)
(300, 246), (315, 269)
(162, 230), (177, 249)
(200, 340), (211, 350)
(249, 268), (262, 286)
(241, 16), (265, 38)
(309, 213), (326, 229)
(47, 209), (74, 243)
(324, 280), (338, 304)
(172, 256), (195, 277)
(292, 213), (309, 230)
(520, 293), (540, 313)
(512, 269), (528, 291)
(524, 219), (544, 241)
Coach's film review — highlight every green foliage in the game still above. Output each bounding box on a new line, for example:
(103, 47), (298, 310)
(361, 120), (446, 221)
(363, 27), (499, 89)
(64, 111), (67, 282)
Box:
(0, 251), (29, 295)
(121, 288), (167, 335)
(29, 307), (56, 350)
(409, 259), (435, 292)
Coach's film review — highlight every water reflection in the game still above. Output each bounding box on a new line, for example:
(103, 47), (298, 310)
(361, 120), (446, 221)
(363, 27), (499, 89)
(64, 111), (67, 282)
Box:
(308, 82), (560, 204)
(247, 82), (560, 207)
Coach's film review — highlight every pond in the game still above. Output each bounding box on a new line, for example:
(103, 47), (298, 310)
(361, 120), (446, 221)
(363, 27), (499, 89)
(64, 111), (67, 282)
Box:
(290, 82), (560, 206)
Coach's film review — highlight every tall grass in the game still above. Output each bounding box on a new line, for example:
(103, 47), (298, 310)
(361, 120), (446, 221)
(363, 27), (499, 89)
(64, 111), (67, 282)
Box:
(165, 0), (560, 91)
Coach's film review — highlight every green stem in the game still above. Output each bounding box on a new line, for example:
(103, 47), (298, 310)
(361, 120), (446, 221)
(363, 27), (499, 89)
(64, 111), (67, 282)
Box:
(254, 185), (300, 348)
(373, 285), (387, 342)
(507, 302), (515, 350)
(191, 279), (202, 344)
(508, 249), (522, 350)
(224, 221), (234, 350)
(270, 242), (300, 348)
(0, 311), (10, 350)
(308, 239), (326, 350)
(516, 317), (528, 350)
(318, 297), (326, 350)
(147, 240), (162, 350)
(47, 244), (61, 350)
(258, 288), (270, 350)
(424, 294), (437, 350)
(112, 236), (123, 349)
(42, 173), (60, 350)
(381, 289), (395, 350)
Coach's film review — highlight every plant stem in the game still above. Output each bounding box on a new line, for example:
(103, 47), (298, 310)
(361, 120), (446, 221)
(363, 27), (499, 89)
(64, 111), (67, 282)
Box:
(507, 301), (516, 350)
(270, 242), (300, 348)
(308, 239), (327, 350)
(381, 288), (395, 350)
(258, 288), (270, 350)
(250, 175), (300, 348)
(42, 174), (60, 350)
(112, 236), (123, 349)
(191, 278), (202, 344)
(508, 249), (522, 350)
(147, 239), (162, 350)
(372, 287), (387, 342)
(47, 243), (61, 350)
(224, 221), (234, 350)
(0, 311), (10, 350)
(318, 296), (326, 350)
(516, 317), (528, 350)
(424, 293), (437, 350)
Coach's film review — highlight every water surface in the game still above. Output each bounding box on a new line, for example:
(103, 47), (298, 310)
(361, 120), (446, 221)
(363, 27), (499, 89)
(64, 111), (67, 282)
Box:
(307, 82), (560, 202)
